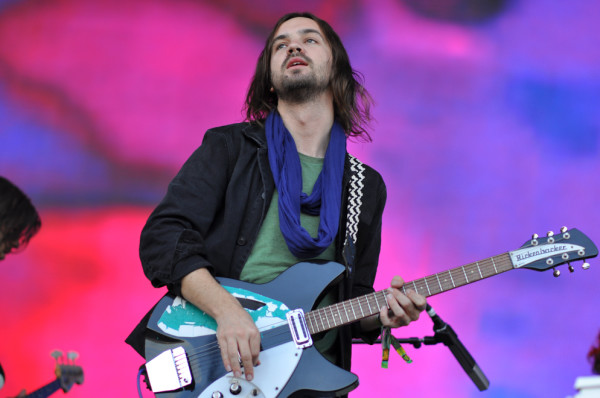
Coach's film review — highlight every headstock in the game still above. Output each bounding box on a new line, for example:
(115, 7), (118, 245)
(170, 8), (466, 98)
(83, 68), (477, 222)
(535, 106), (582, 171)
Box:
(509, 227), (598, 275)
(51, 350), (84, 393)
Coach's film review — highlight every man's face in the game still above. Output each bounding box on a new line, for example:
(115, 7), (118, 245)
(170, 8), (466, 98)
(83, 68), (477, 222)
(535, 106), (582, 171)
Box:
(270, 17), (333, 103)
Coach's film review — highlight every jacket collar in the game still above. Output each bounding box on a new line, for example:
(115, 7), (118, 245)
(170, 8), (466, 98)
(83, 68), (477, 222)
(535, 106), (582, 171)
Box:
(241, 122), (267, 147)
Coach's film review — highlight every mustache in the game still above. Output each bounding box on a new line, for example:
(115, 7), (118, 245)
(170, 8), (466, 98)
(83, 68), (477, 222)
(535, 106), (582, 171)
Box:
(282, 52), (311, 69)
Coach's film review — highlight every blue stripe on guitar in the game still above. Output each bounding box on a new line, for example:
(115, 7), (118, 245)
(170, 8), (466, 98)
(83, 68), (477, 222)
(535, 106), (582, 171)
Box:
(157, 286), (290, 338)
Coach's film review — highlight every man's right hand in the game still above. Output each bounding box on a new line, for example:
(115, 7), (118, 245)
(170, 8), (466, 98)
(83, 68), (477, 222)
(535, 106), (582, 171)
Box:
(214, 306), (261, 381)
(181, 268), (261, 381)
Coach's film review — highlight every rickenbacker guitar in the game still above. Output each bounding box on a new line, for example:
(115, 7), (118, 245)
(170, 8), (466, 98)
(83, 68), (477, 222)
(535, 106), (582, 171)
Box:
(25, 351), (83, 398)
(142, 227), (597, 397)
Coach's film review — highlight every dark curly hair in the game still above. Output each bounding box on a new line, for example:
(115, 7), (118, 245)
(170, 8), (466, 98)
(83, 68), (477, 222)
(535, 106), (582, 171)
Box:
(0, 177), (41, 256)
(244, 12), (374, 141)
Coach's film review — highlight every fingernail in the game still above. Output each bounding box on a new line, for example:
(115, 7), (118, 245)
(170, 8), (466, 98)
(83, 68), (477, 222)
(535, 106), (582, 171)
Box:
(246, 374), (253, 381)
(225, 365), (232, 372)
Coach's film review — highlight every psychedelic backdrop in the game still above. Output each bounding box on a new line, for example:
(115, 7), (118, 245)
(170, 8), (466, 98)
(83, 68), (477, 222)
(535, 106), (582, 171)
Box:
(1, 0), (599, 397)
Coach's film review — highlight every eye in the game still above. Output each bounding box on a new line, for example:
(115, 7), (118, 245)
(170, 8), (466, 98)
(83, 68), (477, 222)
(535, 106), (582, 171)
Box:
(275, 42), (287, 50)
(306, 38), (317, 44)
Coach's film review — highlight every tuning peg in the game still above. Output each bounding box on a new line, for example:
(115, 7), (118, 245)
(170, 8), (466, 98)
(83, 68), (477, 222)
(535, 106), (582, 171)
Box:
(553, 268), (561, 277)
(560, 226), (568, 233)
(67, 351), (79, 362)
(568, 263), (575, 273)
(51, 350), (63, 362)
(583, 262), (591, 270)
(532, 233), (539, 239)
(547, 231), (554, 237)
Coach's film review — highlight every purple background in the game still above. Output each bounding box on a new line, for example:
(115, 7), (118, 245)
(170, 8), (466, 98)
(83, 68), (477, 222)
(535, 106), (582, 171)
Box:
(1, 0), (599, 397)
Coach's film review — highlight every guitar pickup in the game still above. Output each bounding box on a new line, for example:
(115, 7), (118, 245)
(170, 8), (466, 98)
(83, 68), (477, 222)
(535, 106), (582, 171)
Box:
(145, 346), (193, 393)
(286, 309), (313, 349)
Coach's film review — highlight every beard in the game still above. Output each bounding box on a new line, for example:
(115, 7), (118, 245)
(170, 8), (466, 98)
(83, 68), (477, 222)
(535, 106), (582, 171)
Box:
(272, 67), (330, 104)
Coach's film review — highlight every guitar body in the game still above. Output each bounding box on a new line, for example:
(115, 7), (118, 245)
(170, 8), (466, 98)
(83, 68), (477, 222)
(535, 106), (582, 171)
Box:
(144, 261), (358, 398)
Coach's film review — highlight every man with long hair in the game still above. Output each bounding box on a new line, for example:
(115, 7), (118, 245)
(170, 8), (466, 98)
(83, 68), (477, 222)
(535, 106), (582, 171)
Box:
(0, 177), (41, 261)
(128, 13), (426, 396)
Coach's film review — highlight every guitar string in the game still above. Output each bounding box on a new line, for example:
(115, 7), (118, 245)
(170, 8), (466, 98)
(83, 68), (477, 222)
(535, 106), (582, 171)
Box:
(162, 255), (515, 370)
(169, 292), (387, 369)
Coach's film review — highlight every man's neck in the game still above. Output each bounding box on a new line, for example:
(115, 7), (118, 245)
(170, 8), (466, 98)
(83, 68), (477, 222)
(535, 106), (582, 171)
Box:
(277, 92), (335, 158)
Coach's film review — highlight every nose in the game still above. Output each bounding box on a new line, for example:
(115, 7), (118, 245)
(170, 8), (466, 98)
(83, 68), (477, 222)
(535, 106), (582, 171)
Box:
(287, 43), (303, 54)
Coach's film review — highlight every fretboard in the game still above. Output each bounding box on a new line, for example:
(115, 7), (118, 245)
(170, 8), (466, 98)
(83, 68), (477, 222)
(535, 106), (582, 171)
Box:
(306, 252), (513, 334)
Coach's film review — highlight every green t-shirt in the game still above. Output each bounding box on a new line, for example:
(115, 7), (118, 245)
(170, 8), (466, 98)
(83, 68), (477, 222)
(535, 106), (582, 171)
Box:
(240, 152), (339, 364)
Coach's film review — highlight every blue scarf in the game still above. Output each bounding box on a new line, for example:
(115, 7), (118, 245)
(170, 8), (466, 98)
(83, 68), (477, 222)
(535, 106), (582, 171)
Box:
(265, 111), (346, 259)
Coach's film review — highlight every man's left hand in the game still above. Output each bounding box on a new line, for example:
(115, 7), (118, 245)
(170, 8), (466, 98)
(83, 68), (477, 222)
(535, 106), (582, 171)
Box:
(379, 275), (427, 328)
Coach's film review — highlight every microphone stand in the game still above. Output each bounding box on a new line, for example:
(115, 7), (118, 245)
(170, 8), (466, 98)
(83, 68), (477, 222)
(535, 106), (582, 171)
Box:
(354, 304), (489, 391)
(424, 304), (489, 391)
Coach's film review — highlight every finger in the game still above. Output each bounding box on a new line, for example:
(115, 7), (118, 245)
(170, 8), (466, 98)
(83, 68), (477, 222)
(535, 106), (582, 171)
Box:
(390, 275), (404, 289)
(385, 293), (411, 327)
(237, 340), (255, 381)
(217, 335), (233, 373)
(407, 290), (427, 311)
(391, 288), (422, 322)
(226, 338), (243, 378)
(250, 329), (261, 366)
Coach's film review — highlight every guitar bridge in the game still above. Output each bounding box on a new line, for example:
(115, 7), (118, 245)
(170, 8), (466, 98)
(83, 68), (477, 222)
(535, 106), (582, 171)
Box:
(145, 346), (192, 393)
(286, 309), (313, 349)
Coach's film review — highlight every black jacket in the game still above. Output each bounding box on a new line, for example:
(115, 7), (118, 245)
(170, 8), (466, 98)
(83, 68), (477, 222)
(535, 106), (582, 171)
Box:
(127, 122), (387, 371)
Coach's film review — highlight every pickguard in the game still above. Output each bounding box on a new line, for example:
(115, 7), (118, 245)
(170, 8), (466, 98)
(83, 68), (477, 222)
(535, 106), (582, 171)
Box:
(198, 342), (302, 398)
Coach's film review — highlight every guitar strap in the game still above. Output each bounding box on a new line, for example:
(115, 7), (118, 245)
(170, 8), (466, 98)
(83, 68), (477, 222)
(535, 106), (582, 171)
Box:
(342, 154), (365, 279)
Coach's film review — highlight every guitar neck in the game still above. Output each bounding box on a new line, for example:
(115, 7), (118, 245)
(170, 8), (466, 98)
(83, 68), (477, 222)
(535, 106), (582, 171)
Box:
(306, 252), (513, 334)
(25, 378), (61, 398)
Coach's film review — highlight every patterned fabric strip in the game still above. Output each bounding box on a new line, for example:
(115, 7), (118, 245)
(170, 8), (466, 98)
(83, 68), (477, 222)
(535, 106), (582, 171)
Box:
(344, 154), (365, 248)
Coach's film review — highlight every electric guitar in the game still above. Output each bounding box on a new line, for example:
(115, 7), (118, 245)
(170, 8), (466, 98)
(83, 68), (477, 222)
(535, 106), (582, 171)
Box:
(142, 227), (597, 397)
(25, 351), (83, 398)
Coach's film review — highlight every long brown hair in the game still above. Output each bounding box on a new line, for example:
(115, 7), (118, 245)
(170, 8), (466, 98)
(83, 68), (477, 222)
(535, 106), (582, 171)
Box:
(244, 12), (374, 141)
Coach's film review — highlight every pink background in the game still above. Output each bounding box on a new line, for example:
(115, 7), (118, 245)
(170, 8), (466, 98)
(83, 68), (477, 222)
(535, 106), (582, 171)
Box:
(1, 1), (599, 397)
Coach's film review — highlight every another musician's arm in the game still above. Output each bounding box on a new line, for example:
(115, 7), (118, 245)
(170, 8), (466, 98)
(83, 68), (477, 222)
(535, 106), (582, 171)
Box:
(181, 268), (260, 382)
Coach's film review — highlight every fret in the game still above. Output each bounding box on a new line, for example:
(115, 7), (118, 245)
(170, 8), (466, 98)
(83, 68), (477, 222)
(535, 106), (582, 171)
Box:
(381, 291), (388, 308)
(341, 301), (350, 323)
(435, 273), (443, 292)
(307, 314), (315, 333)
(483, 259), (495, 278)
(338, 303), (344, 323)
(357, 298), (365, 317)
(427, 276), (441, 295)
(318, 310), (326, 331)
(491, 256), (498, 274)
(412, 281), (418, 295)
(466, 264), (479, 281)
(423, 278), (432, 295)
(365, 294), (373, 314)
(462, 265), (469, 283)
(476, 262), (483, 279)
(349, 299), (357, 321)
(374, 292), (381, 312)
(329, 305), (337, 326)
(447, 270), (456, 288)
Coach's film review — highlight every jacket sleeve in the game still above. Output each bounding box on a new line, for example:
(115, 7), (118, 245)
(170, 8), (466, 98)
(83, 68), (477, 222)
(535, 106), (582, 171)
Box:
(350, 171), (387, 343)
(139, 130), (231, 296)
